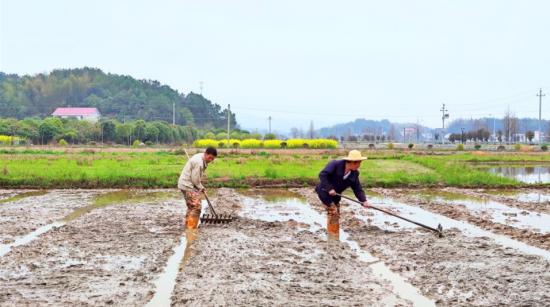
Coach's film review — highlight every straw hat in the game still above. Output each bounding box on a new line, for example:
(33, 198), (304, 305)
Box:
(342, 150), (367, 161)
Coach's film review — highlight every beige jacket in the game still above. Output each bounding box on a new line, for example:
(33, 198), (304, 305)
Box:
(178, 153), (207, 191)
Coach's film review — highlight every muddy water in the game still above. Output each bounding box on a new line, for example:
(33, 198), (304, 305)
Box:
(0, 194), (185, 306)
(486, 165), (550, 183)
(296, 188), (550, 306)
(480, 188), (550, 214)
(0, 189), (178, 258)
(387, 188), (550, 251)
(413, 190), (550, 234)
(238, 189), (434, 306)
(0, 190), (97, 245)
(170, 188), (418, 306)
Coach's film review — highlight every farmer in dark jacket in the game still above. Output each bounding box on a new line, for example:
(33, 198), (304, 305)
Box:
(315, 150), (369, 239)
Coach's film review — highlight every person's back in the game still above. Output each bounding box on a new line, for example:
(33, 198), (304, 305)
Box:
(178, 153), (206, 191)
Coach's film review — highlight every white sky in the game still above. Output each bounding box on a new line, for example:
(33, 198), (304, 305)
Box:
(1, 0), (550, 133)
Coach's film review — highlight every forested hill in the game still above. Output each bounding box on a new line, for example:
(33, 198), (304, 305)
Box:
(0, 68), (236, 129)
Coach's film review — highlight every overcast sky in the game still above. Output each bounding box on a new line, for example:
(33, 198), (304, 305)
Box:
(1, 0), (550, 133)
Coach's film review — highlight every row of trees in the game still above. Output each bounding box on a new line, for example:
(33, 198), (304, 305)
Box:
(0, 117), (199, 145)
(0, 117), (280, 146)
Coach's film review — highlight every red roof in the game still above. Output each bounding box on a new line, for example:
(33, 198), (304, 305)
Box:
(52, 107), (100, 116)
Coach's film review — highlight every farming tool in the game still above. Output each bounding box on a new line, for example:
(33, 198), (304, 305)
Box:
(335, 192), (443, 237)
(199, 190), (234, 224)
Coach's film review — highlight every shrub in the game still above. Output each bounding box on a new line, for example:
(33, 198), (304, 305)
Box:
(280, 141), (287, 149)
(58, 139), (68, 146)
(193, 139), (219, 148)
(263, 140), (282, 149)
(387, 143), (394, 149)
(145, 141), (154, 146)
(368, 144), (375, 149)
(474, 144), (481, 150)
(514, 144), (521, 151)
(241, 139), (263, 149)
(541, 145), (548, 152)
(408, 143), (414, 149)
(497, 145), (506, 151)
(132, 140), (141, 148)
(456, 144), (464, 151)
(427, 144), (433, 149)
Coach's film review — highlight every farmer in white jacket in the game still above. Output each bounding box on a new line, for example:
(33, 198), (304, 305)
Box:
(178, 147), (217, 229)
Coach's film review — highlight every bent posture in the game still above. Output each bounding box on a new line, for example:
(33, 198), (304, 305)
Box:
(315, 150), (369, 239)
(178, 147), (217, 229)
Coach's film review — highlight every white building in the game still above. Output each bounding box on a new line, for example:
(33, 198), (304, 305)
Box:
(52, 107), (101, 122)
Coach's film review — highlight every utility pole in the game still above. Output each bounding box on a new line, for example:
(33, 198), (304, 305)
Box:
(403, 127), (406, 143)
(440, 103), (449, 144)
(461, 127), (465, 144)
(537, 88), (545, 145)
(172, 102), (175, 125)
(227, 104), (231, 145)
(268, 116), (272, 134)
(199, 81), (204, 96)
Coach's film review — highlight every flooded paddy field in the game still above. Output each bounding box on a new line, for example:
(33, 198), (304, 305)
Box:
(0, 188), (549, 306)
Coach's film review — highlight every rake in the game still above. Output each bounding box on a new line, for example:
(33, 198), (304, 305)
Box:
(335, 192), (444, 237)
(200, 191), (234, 224)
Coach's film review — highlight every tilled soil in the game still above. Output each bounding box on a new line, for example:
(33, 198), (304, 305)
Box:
(170, 188), (412, 306)
(0, 190), (97, 244)
(295, 188), (550, 306)
(381, 188), (550, 250)
(0, 199), (185, 306)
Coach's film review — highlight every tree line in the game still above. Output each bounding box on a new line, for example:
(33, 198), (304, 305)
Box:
(0, 117), (276, 146)
(0, 68), (236, 129)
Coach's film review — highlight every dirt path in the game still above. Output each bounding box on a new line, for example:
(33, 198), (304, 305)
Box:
(0, 190), (97, 244)
(295, 188), (550, 306)
(0, 199), (185, 306)
(170, 188), (413, 306)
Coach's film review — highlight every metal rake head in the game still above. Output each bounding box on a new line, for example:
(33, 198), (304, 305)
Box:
(200, 213), (234, 224)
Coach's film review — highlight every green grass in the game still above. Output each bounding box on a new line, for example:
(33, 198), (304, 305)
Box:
(0, 150), (547, 188)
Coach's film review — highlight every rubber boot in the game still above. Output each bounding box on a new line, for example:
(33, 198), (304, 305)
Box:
(186, 214), (200, 229)
(327, 214), (340, 241)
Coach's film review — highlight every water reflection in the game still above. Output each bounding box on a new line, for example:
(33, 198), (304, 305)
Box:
(487, 166), (550, 183)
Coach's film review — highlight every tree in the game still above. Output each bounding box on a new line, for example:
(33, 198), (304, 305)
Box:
(308, 121), (315, 139)
(388, 125), (396, 141)
(133, 120), (146, 142)
(264, 133), (276, 140)
(525, 130), (535, 143)
(145, 124), (160, 143)
(38, 117), (63, 144)
(116, 123), (134, 145)
(100, 120), (116, 142)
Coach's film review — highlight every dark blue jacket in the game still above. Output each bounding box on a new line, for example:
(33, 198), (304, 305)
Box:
(315, 159), (367, 205)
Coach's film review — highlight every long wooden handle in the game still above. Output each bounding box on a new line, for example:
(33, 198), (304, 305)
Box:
(336, 193), (442, 234)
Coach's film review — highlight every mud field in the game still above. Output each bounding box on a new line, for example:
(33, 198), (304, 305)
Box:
(0, 188), (549, 306)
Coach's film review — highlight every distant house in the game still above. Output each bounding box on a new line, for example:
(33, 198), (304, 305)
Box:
(52, 107), (101, 122)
